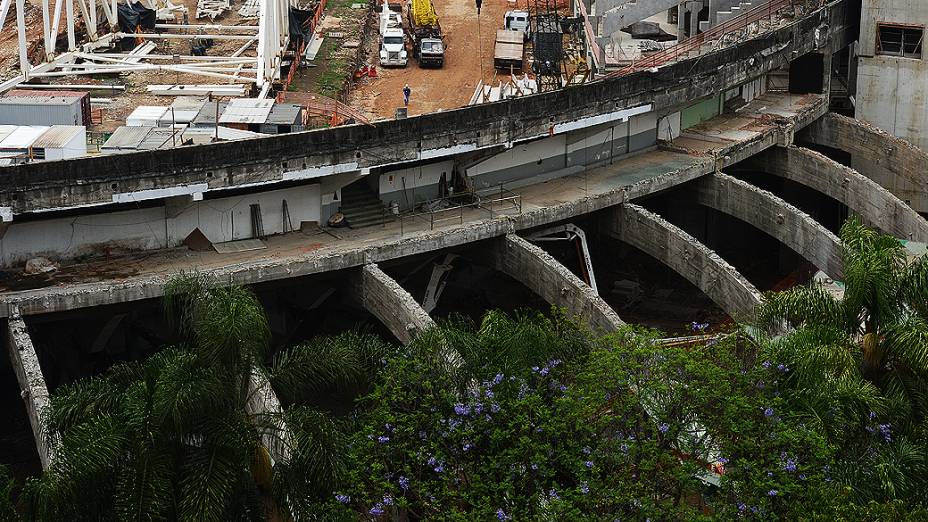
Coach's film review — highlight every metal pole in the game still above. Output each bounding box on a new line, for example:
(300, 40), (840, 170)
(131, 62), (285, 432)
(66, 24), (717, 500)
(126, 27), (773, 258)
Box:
(214, 99), (219, 141)
(15, 0), (29, 79)
(477, 10), (483, 92)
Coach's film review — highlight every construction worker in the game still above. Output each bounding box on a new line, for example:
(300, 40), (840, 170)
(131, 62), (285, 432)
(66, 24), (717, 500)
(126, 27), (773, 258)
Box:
(403, 84), (411, 106)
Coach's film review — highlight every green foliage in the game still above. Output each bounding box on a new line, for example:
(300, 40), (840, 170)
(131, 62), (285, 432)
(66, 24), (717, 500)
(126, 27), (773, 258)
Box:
(328, 318), (837, 520)
(754, 217), (928, 507)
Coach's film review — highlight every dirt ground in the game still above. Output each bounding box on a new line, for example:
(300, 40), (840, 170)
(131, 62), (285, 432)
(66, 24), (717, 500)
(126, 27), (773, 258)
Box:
(348, 0), (520, 120)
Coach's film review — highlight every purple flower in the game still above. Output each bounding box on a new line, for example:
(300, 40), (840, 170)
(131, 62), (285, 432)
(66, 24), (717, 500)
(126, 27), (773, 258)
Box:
(776, 363), (786, 371)
(398, 476), (409, 491)
(799, 473), (807, 480)
(539, 367), (550, 376)
(559, 384), (568, 392)
(582, 446), (592, 455)
(762, 360), (772, 369)
(548, 488), (559, 500)
(620, 443), (628, 453)
(496, 508), (510, 521)
(382, 495), (394, 506)
(491, 403), (501, 413)
(334, 493), (350, 504)
(485, 389), (495, 399)
(579, 482), (589, 494)
(531, 366), (540, 373)
(377, 435), (390, 444)
(462, 443), (473, 452)
(493, 373), (504, 385)
(531, 463), (538, 470)
(718, 457), (729, 465)
(869, 411), (877, 420)
(659, 423), (670, 434)
(427, 456), (437, 467)
(763, 407), (774, 417)
(474, 402), (484, 414)
(584, 460), (594, 469)
(369, 504), (384, 516)
(691, 321), (709, 332)
(783, 459), (797, 472)
(767, 489), (778, 497)
(384, 423), (394, 432)
(879, 423), (892, 442)
(454, 403), (470, 416)
(737, 502), (746, 512)
(434, 463), (444, 473)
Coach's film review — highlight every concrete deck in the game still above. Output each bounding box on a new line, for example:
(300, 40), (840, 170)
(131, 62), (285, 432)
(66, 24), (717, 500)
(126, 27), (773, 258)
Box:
(0, 93), (826, 317)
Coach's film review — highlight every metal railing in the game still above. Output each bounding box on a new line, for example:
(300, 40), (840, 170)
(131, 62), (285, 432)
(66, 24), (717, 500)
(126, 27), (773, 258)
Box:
(608, 0), (809, 78)
(398, 184), (522, 234)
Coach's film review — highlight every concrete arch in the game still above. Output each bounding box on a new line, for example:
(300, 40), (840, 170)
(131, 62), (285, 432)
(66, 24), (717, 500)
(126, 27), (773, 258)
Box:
(7, 308), (56, 469)
(802, 113), (928, 213)
(756, 146), (928, 242)
(603, 204), (762, 321)
(352, 263), (437, 345)
(490, 234), (625, 332)
(693, 171), (844, 279)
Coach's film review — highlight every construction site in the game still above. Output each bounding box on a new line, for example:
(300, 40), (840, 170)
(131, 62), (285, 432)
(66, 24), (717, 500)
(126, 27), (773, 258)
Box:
(0, 0), (926, 504)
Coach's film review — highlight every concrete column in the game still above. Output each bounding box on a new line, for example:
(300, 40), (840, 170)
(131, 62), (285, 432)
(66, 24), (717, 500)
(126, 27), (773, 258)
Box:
(604, 204), (762, 321)
(7, 308), (56, 469)
(491, 234), (625, 332)
(801, 113), (928, 213)
(354, 264), (436, 345)
(757, 146), (928, 242)
(694, 172), (844, 279)
(246, 371), (290, 463)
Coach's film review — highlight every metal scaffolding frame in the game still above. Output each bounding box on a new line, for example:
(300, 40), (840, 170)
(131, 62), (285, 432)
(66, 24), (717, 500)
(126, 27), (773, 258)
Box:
(0, 0), (289, 94)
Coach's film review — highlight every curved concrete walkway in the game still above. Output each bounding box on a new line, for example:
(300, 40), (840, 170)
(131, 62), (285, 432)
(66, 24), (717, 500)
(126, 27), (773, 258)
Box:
(802, 113), (928, 213)
(694, 172), (844, 279)
(491, 234), (625, 332)
(759, 146), (928, 242)
(604, 204), (763, 321)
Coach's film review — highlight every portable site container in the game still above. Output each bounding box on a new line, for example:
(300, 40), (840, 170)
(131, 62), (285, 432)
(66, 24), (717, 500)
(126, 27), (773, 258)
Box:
(218, 99), (274, 131)
(30, 125), (87, 160)
(157, 97), (208, 126)
(260, 103), (305, 134)
(0, 90), (91, 126)
(0, 126), (50, 161)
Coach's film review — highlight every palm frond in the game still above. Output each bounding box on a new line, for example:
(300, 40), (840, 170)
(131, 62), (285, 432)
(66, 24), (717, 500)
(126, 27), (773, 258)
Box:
(754, 284), (844, 333)
(178, 445), (242, 522)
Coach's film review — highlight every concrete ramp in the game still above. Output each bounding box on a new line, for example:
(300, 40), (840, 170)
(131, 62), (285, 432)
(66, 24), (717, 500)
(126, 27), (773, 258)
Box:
(353, 263), (436, 345)
(694, 172), (844, 279)
(758, 146), (928, 242)
(604, 204), (762, 321)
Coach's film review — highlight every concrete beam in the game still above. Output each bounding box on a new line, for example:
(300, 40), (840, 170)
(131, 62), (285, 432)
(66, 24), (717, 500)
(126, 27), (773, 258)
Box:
(756, 146), (928, 242)
(6, 308), (56, 468)
(800, 113), (928, 213)
(694, 171), (844, 279)
(604, 203), (762, 320)
(491, 234), (625, 332)
(354, 263), (436, 345)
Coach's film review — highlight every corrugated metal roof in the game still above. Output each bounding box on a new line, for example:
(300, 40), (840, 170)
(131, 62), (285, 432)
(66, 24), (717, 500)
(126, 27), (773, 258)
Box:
(101, 126), (150, 150)
(0, 126), (49, 149)
(265, 103), (303, 125)
(219, 99), (274, 124)
(192, 101), (229, 126)
(0, 125), (17, 143)
(32, 125), (85, 148)
(139, 127), (177, 150)
(183, 126), (265, 140)
(126, 106), (168, 125)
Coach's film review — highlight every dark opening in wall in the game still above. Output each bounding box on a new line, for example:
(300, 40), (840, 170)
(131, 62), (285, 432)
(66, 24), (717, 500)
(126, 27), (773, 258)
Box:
(789, 53), (825, 94)
(876, 23), (924, 59)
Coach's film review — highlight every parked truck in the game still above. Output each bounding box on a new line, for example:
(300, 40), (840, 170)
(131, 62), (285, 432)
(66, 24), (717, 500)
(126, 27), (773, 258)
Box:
(406, 0), (444, 67)
(503, 9), (531, 39)
(494, 29), (524, 71)
(380, 27), (409, 67)
(379, 0), (403, 35)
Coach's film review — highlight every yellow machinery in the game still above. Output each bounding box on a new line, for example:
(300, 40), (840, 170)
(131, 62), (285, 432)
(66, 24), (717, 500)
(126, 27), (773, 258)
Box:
(410, 0), (438, 27)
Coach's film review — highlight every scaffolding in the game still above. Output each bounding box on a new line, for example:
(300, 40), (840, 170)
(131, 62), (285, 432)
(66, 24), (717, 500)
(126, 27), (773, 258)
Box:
(529, 0), (563, 93)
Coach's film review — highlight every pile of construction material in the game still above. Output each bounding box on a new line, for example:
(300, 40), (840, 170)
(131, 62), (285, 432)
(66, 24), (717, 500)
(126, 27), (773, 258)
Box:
(196, 0), (231, 20)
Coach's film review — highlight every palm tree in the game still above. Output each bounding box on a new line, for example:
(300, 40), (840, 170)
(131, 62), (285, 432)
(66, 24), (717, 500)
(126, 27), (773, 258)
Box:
(21, 275), (394, 521)
(753, 217), (928, 502)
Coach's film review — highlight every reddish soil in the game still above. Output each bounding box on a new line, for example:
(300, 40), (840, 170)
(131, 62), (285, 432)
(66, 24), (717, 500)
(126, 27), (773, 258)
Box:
(348, 0), (521, 120)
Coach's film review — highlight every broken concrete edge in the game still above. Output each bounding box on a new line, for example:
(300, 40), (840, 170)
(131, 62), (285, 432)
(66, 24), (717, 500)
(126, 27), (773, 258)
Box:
(358, 263), (437, 345)
(781, 145), (928, 242)
(695, 171), (844, 280)
(610, 203), (763, 321)
(0, 105), (826, 319)
(492, 234), (626, 333)
(6, 306), (57, 469)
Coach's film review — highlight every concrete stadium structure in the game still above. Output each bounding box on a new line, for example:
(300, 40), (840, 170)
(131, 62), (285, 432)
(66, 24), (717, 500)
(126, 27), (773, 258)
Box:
(3, 0), (928, 470)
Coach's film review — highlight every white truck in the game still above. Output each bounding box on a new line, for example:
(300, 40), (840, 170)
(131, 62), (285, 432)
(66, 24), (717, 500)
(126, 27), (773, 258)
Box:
(504, 9), (531, 40)
(379, 0), (403, 35)
(380, 27), (409, 67)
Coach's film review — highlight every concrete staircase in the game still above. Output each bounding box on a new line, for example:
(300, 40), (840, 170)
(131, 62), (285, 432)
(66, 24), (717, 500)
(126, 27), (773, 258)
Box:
(341, 184), (391, 229)
(713, 0), (754, 26)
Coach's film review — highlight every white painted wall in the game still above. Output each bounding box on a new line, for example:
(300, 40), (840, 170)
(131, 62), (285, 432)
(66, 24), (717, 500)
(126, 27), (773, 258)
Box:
(465, 134), (566, 177)
(856, 0), (928, 150)
(380, 160), (454, 196)
(0, 184), (321, 267)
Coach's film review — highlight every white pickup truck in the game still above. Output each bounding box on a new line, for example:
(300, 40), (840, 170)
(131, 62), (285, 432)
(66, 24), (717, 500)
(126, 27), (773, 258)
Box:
(380, 27), (408, 67)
